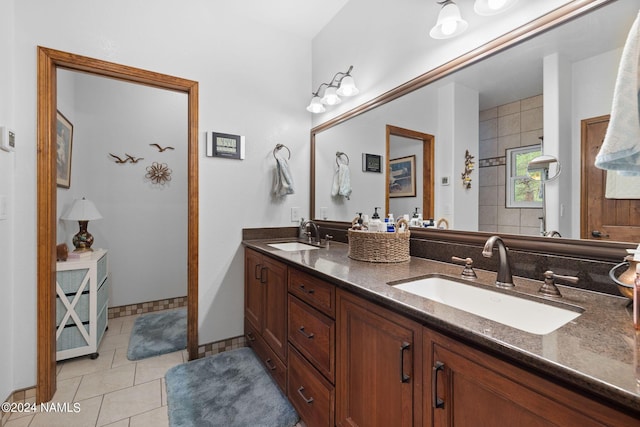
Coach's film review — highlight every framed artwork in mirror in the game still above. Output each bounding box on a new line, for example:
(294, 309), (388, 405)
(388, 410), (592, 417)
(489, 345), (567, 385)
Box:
(389, 155), (416, 197)
(56, 110), (73, 189)
(362, 153), (382, 173)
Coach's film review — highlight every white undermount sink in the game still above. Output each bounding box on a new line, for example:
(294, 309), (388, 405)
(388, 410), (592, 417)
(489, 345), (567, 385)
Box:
(267, 242), (320, 251)
(393, 275), (582, 335)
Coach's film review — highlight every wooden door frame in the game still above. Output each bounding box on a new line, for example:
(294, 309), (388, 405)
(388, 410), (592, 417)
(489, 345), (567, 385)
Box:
(580, 114), (609, 239)
(385, 125), (435, 219)
(37, 46), (199, 402)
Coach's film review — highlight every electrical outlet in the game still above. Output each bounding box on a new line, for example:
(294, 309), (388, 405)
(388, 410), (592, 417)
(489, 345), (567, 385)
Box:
(291, 207), (300, 222)
(320, 207), (328, 219)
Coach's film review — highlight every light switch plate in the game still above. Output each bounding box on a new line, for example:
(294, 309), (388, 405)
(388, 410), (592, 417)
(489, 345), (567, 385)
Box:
(291, 207), (300, 222)
(0, 127), (15, 152)
(0, 195), (7, 220)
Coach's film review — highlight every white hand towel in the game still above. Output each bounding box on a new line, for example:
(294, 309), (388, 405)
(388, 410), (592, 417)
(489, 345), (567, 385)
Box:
(595, 10), (640, 175)
(331, 163), (352, 200)
(272, 157), (294, 196)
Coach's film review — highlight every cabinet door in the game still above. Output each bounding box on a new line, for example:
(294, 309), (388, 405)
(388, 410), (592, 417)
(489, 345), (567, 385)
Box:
(337, 290), (422, 427)
(262, 255), (288, 362)
(424, 329), (636, 427)
(244, 248), (264, 331)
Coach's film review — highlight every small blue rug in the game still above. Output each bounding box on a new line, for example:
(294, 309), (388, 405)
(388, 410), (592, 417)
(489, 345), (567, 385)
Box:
(127, 308), (187, 360)
(165, 347), (299, 427)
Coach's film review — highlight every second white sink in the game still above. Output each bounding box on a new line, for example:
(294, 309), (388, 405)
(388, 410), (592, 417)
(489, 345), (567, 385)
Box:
(267, 242), (320, 251)
(393, 275), (582, 335)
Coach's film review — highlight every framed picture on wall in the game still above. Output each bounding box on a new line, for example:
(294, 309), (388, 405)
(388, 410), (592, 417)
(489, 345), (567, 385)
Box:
(362, 153), (382, 173)
(56, 110), (73, 189)
(389, 155), (416, 197)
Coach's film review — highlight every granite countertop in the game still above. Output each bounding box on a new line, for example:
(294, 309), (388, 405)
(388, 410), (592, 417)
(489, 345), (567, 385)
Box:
(243, 238), (640, 415)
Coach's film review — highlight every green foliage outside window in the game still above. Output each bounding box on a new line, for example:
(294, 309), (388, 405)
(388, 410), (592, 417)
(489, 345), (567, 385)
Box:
(512, 149), (541, 203)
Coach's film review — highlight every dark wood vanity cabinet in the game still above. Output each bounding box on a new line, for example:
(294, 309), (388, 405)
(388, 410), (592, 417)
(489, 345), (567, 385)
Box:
(244, 248), (288, 390)
(423, 329), (637, 427)
(336, 289), (423, 427)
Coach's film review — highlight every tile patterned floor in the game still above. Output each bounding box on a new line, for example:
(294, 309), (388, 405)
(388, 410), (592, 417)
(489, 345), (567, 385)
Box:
(5, 312), (184, 427)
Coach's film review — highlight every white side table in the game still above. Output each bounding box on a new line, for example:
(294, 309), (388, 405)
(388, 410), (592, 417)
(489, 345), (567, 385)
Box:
(56, 249), (109, 361)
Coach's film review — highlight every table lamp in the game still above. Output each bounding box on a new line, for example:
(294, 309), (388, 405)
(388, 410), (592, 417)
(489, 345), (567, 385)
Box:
(62, 197), (103, 252)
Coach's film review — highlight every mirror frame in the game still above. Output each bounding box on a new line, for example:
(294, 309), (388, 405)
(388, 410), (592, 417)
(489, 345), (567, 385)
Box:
(37, 46), (199, 402)
(310, 0), (629, 261)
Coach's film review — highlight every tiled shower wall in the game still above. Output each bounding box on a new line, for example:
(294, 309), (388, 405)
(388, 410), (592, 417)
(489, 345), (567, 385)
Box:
(478, 95), (544, 236)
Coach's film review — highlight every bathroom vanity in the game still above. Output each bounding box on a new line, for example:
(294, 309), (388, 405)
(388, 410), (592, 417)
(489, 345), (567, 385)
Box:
(243, 235), (639, 426)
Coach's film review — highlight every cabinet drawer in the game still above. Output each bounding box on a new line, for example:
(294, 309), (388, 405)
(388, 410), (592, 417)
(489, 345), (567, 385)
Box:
(245, 319), (287, 393)
(288, 295), (335, 382)
(288, 268), (335, 317)
(97, 252), (108, 285)
(288, 345), (334, 427)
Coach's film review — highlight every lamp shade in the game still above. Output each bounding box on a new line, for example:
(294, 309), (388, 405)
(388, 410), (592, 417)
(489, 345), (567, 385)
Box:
(306, 95), (326, 113)
(321, 86), (342, 105)
(62, 197), (103, 221)
(430, 1), (468, 39)
(474, 0), (518, 16)
(336, 75), (359, 97)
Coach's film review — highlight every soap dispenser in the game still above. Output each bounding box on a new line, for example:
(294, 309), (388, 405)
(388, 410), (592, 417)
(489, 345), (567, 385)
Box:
(370, 207), (383, 232)
(352, 212), (364, 230)
(410, 208), (421, 227)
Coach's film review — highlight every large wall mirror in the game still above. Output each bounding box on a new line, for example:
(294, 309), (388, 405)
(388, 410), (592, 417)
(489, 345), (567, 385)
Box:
(311, 0), (638, 245)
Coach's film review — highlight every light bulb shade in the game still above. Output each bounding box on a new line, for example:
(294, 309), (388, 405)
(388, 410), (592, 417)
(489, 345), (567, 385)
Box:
(321, 86), (342, 105)
(62, 197), (103, 221)
(474, 0), (518, 16)
(336, 75), (359, 97)
(306, 96), (326, 113)
(430, 1), (468, 39)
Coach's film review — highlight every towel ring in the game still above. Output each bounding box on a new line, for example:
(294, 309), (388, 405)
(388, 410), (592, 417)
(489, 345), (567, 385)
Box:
(336, 151), (350, 166)
(273, 144), (291, 160)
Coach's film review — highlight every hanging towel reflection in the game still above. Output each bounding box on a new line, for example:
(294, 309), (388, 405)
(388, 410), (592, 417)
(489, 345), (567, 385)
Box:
(332, 152), (351, 200)
(272, 145), (294, 196)
(595, 10), (640, 175)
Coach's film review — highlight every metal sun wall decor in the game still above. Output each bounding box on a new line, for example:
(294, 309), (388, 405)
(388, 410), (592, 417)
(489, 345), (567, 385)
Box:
(145, 162), (172, 184)
(461, 149), (475, 189)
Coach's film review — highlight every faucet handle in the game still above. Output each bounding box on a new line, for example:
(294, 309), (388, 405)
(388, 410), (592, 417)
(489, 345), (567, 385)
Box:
(451, 256), (477, 279)
(538, 270), (579, 297)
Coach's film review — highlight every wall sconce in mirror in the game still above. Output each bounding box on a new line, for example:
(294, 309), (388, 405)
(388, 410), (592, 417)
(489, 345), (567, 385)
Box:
(461, 149), (474, 189)
(306, 66), (359, 114)
(430, 0), (519, 39)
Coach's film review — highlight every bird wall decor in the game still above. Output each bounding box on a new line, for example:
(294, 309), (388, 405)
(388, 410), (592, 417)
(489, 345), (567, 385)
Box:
(125, 154), (144, 163)
(109, 153), (129, 164)
(150, 143), (175, 152)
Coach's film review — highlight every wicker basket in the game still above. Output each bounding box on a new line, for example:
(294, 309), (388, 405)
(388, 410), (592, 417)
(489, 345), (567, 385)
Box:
(348, 221), (410, 263)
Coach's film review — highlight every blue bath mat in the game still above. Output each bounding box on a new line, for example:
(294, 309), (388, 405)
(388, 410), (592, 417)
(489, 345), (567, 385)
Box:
(165, 347), (299, 427)
(127, 308), (187, 360)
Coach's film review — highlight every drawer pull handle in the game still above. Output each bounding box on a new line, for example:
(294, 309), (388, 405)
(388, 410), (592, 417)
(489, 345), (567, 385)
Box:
(298, 326), (315, 339)
(432, 361), (445, 409)
(299, 284), (315, 295)
(400, 341), (411, 383)
(297, 386), (314, 404)
(254, 264), (262, 280)
(264, 358), (276, 371)
(246, 332), (256, 342)
(260, 266), (268, 284)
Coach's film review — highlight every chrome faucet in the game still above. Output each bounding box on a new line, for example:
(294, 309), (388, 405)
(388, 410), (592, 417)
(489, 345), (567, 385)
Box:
(300, 220), (320, 245)
(482, 236), (514, 288)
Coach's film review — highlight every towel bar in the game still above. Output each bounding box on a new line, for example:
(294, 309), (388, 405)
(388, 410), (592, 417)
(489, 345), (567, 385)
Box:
(336, 151), (350, 166)
(273, 144), (291, 160)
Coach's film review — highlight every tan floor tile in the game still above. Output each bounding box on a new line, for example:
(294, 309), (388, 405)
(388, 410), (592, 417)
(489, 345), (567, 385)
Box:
(57, 349), (116, 380)
(129, 406), (168, 427)
(4, 414), (34, 427)
(103, 419), (130, 427)
(111, 347), (136, 368)
(30, 396), (102, 427)
(76, 364), (136, 401)
(97, 379), (161, 426)
(134, 351), (184, 385)
(52, 375), (82, 403)
(98, 333), (131, 352)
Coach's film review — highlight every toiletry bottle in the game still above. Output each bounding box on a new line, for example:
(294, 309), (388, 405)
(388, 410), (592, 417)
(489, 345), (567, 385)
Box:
(387, 213), (395, 232)
(370, 207), (382, 232)
(410, 208), (420, 227)
(352, 212), (364, 230)
(635, 264), (640, 330)
(362, 214), (370, 230)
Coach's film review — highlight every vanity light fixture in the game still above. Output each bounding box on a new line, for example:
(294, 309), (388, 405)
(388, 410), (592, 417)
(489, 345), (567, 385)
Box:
(306, 66), (359, 114)
(474, 0), (519, 16)
(430, 0), (468, 40)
